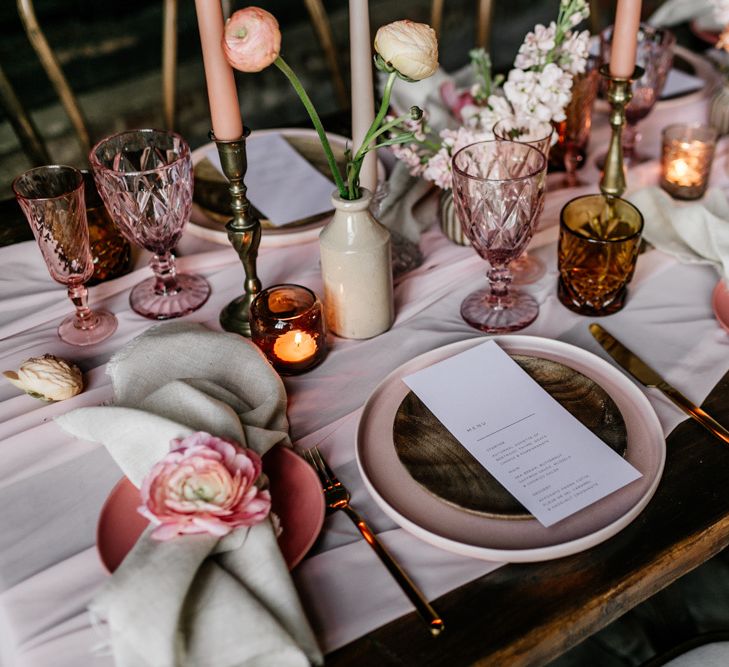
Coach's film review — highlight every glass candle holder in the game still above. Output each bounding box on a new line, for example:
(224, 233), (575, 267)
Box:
(250, 284), (327, 375)
(660, 123), (717, 200)
(558, 194), (644, 316)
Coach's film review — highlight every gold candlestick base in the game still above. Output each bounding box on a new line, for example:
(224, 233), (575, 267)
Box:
(599, 65), (644, 199)
(213, 128), (262, 337)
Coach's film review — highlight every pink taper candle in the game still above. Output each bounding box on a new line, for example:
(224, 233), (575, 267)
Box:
(349, 0), (378, 193)
(194, 0), (243, 140)
(610, 0), (642, 78)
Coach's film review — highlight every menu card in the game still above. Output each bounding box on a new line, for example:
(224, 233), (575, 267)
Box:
(403, 341), (642, 527)
(660, 68), (704, 100)
(205, 132), (335, 227)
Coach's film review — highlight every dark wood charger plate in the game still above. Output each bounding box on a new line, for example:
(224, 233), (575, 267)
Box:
(393, 354), (628, 520)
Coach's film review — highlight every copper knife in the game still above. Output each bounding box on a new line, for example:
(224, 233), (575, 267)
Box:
(589, 323), (729, 445)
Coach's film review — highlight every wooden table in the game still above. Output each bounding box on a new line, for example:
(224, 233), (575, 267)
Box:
(329, 373), (729, 666)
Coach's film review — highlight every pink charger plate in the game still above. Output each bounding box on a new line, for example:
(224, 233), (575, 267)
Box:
(97, 444), (325, 572)
(712, 280), (729, 334)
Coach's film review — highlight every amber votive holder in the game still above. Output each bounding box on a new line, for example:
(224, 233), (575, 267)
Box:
(250, 284), (327, 375)
(557, 194), (644, 316)
(660, 123), (717, 200)
(80, 170), (131, 285)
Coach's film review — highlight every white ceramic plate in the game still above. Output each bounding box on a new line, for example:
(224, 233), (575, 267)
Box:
(356, 335), (665, 563)
(188, 128), (385, 248)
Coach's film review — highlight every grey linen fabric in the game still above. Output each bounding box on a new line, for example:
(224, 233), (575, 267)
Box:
(378, 161), (435, 244)
(56, 322), (322, 667)
(629, 187), (729, 280)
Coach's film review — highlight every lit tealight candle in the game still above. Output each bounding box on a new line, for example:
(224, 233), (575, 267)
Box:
(666, 157), (701, 188)
(660, 124), (718, 200)
(273, 330), (317, 363)
(250, 284), (327, 375)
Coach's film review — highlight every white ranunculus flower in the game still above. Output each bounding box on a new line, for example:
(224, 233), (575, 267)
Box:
(374, 20), (438, 81)
(3, 354), (83, 401)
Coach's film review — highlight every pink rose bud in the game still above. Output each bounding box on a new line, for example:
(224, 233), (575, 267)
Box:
(139, 432), (272, 540)
(223, 7), (282, 73)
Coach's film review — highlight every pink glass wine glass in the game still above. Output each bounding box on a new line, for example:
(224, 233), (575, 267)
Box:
(452, 140), (547, 332)
(90, 129), (210, 320)
(600, 24), (675, 164)
(492, 119), (553, 285)
(13, 165), (118, 346)
(551, 52), (601, 188)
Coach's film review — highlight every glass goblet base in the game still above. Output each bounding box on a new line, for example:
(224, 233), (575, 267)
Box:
(460, 287), (539, 333)
(130, 273), (211, 320)
(509, 252), (546, 285)
(58, 309), (118, 346)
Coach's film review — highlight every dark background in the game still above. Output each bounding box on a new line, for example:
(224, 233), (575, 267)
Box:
(0, 0), (658, 196)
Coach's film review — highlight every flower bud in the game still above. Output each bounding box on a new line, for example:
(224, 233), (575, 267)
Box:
(223, 7), (281, 73)
(4, 354), (83, 401)
(374, 20), (438, 81)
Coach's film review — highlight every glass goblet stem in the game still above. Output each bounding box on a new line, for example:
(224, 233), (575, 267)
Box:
(150, 251), (181, 296)
(486, 265), (513, 309)
(564, 147), (580, 188)
(67, 282), (96, 330)
(622, 122), (639, 162)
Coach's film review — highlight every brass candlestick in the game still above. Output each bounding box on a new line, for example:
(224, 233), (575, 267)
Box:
(213, 128), (262, 337)
(599, 64), (644, 199)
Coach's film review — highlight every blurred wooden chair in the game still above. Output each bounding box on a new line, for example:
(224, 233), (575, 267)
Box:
(0, 63), (50, 166)
(431, 0), (603, 53)
(15, 0), (91, 159)
(304, 0), (349, 110)
(431, 0), (495, 50)
(8, 0), (348, 165)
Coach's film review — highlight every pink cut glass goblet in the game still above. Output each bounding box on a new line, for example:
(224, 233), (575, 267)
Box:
(600, 24), (675, 165)
(493, 119), (553, 285)
(13, 166), (118, 346)
(90, 129), (210, 320)
(452, 140), (547, 332)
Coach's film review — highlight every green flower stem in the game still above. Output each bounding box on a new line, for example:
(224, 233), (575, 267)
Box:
(274, 56), (347, 198)
(371, 133), (416, 151)
(369, 111), (416, 143)
(344, 71), (398, 199)
(347, 72), (397, 199)
(352, 72), (398, 166)
(420, 140), (442, 152)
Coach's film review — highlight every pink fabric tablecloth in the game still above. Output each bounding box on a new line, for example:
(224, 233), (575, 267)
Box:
(2, 78), (729, 666)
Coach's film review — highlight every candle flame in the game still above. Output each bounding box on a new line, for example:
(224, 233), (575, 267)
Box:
(673, 159), (689, 177)
(294, 331), (302, 346)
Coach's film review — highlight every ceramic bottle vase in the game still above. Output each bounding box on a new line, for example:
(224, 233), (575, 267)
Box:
(319, 188), (394, 339)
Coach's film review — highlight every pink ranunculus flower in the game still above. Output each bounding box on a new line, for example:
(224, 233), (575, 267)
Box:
(223, 7), (281, 73)
(138, 432), (271, 541)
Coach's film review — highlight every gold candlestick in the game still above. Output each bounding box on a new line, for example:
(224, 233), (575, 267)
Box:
(599, 64), (644, 199)
(213, 128), (262, 337)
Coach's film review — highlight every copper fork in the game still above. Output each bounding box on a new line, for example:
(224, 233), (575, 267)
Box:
(304, 446), (444, 637)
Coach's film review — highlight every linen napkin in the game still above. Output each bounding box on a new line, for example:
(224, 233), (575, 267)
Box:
(56, 322), (322, 667)
(629, 186), (729, 279)
(378, 162), (435, 244)
(648, 0), (716, 28)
